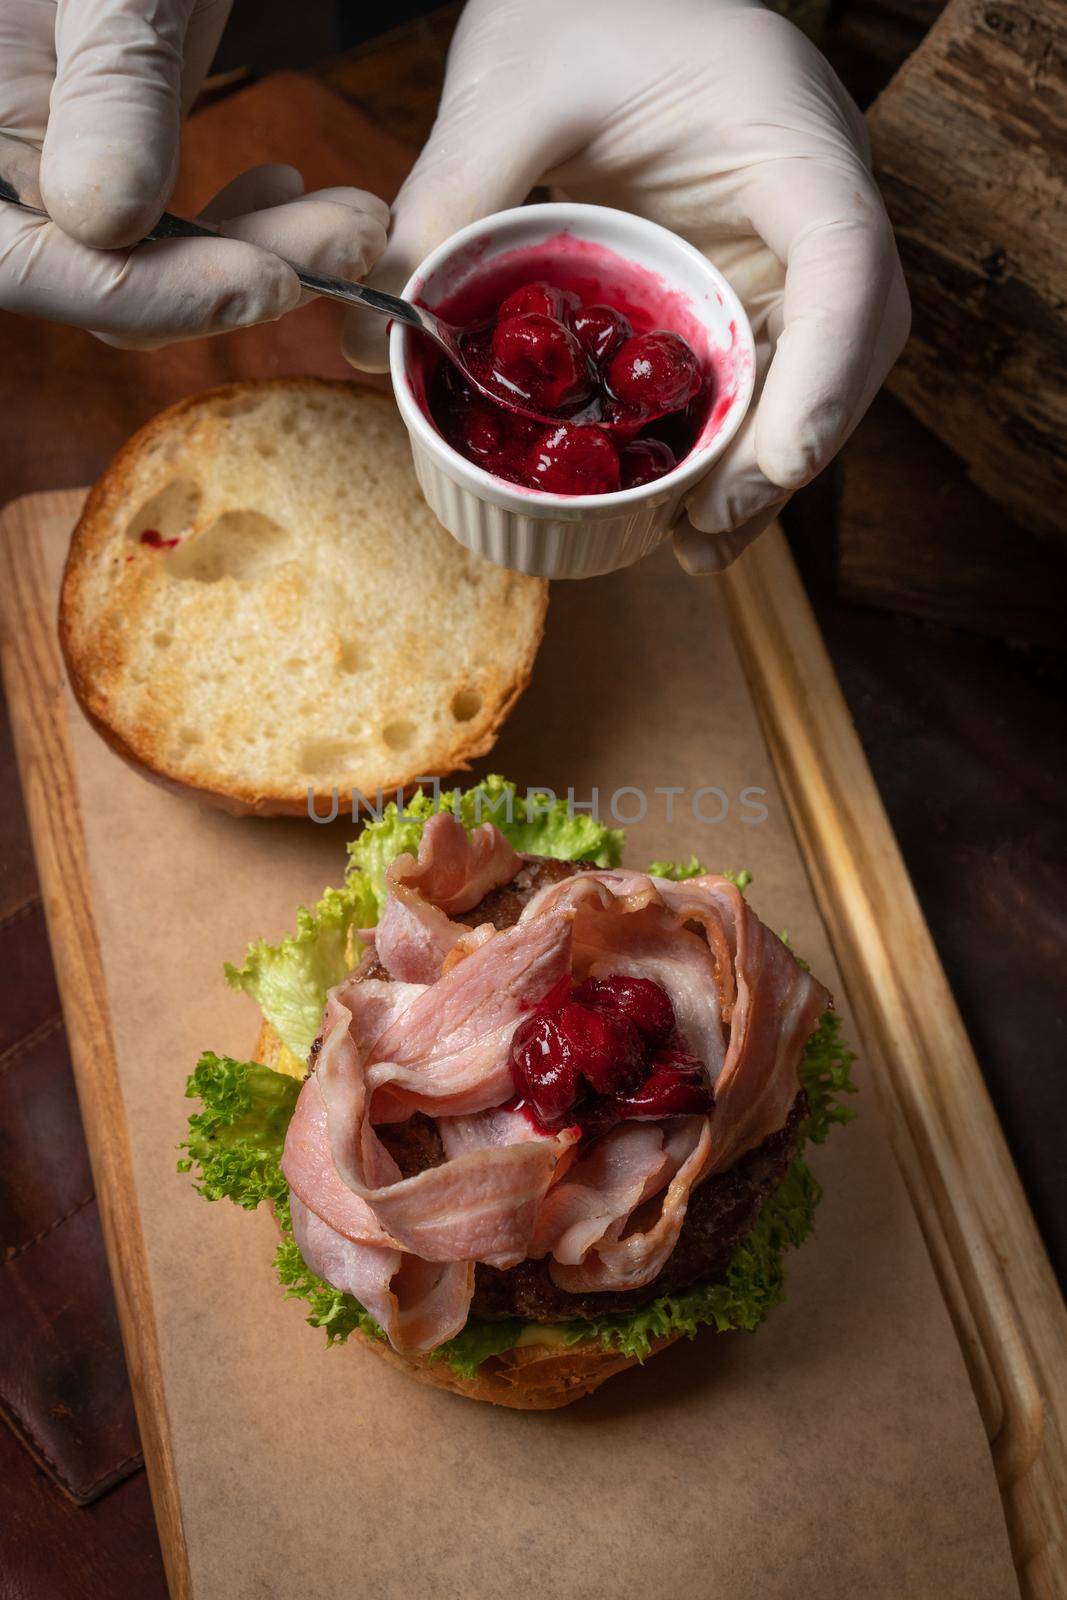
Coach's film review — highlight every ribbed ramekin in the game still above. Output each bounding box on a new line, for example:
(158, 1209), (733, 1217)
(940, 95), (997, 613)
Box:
(390, 203), (755, 581)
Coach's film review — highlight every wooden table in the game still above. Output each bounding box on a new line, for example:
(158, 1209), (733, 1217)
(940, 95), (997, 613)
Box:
(1, 9), (1064, 1598)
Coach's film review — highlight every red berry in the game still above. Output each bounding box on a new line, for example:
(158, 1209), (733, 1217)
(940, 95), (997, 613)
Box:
(555, 1001), (646, 1095)
(498, 281), (579, 324)
(607, 330), (701, 415)
(572, 304), (632, 364)
(509, 1012), (584, 1125)
(594, 396), (647, 443)
(510, 969), (712, 1131)
(611, 1049), (713, 1120)
(574, 975), (677, 1046)
(620, 437), (677, 488)
(508, 993), (647, 1126)
(458, 402), (506, 458)
(490, 314), (593, 411)
(527, 424), (620, 495)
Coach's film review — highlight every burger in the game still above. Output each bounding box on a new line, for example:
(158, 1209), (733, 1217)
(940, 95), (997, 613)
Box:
(181, 777), (855, 1409)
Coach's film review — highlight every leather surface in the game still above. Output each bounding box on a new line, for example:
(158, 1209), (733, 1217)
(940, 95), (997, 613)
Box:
(0, 690), (141, 1507)
(0, 1410), (164, 1600)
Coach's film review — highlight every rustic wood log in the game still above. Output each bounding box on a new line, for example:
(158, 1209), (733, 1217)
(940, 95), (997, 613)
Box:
(836, 393), (1067, 648)
(319, 0), (832, 151)
(319, 4), (461, 151)
(828, 0), (948, 106)
(867, 0), (1067, 542)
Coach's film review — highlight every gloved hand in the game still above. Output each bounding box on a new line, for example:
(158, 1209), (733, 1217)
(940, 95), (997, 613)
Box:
(0, 0), (389, 348)
(344, 0), (909, 572)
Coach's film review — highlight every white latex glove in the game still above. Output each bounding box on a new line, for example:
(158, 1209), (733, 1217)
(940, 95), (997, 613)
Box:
(0, 0), (389, 348)
(344, 0), (909, 572)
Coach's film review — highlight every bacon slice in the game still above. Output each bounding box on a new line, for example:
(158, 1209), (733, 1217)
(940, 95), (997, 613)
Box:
(289, 1194), (473, 1354)
(281, 1073), (398, 1244)
(517, 873), (728, 1078)
(364, 907), (574, 1122)
(330, 975), (426, 1055)
(281, 826), (830, 1344)
(374, 814), (523, 982)
(529, 1122), (674, 1265)
(519, 868), (828, 1173)
(656, 877), (828, 1173)
(547, 1117), (713, 1293)
(284, 990), (577, 1269)
(436, 1104), (552, 1159)
(373, 891), (463, 984)
(387, 812), (521, 913)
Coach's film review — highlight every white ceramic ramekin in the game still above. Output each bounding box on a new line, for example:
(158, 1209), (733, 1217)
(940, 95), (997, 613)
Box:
(389, 202), (755, 580)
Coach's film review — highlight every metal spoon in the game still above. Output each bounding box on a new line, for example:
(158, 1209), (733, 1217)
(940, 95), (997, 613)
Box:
(0, 156), (569, 426)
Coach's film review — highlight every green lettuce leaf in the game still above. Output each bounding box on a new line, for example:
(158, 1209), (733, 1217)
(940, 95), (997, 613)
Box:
(224, 875), (376, 1061)
(178, 1061), (385, 1341)
(273, 1228), (384, 1346)
(178, 1052), (299, 1209)
(347, 774), (624, 917)
(648, 855), (704, 881)
(647, 857), (753, 892)
(796, 1008), (858, 1146)
(565, 1159), (822, 1359)
(428, 1318), (526, 1379)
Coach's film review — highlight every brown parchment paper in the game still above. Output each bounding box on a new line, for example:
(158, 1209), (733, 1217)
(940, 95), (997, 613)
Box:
(37, 509), (1017, 1599)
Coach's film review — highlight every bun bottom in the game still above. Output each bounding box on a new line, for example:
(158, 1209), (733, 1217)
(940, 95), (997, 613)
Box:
(256, 1021), (681, 1408)
(349, 1325), (681, 1411)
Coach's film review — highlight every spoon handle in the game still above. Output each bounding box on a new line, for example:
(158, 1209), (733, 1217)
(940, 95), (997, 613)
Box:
(0, 169), (426, 333)
(146, 208), (426, 324)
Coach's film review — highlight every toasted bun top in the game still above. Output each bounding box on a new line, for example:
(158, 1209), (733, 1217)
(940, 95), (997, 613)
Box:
(60, 378), (548, 815)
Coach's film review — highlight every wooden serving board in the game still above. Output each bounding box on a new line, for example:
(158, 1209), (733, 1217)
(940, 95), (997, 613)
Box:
(0, 489), (1062, 1599)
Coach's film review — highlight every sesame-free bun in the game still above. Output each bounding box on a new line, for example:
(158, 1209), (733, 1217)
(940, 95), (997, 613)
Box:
(344, 1322), (680, 1411)
(252, 1021), (677, 1410)
(60, 379), (548, 816)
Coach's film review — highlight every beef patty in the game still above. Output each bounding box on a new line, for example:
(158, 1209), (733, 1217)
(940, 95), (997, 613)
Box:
(370, 853), (807, 1324)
